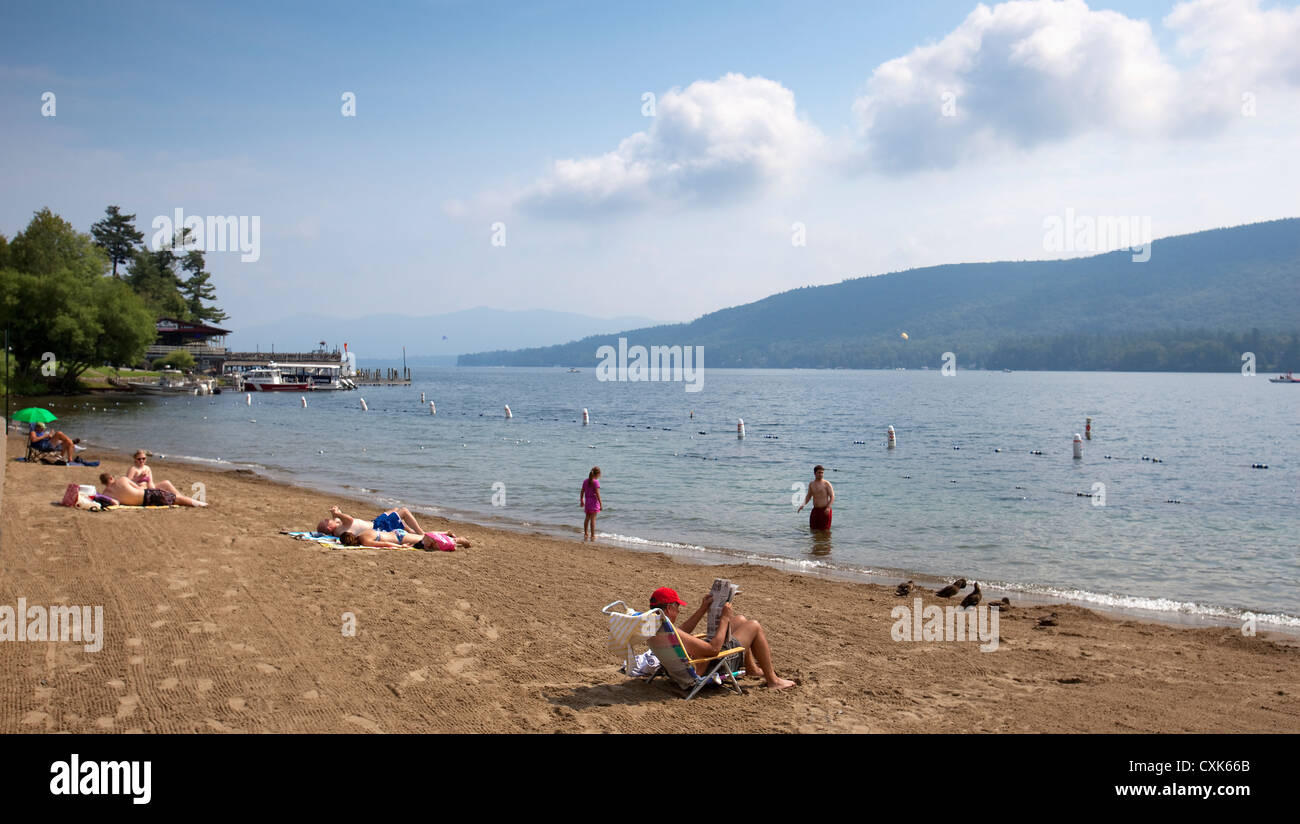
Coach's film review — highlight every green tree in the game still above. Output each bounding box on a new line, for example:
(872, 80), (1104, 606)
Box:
(179, 249), (228, 323)
(125, 228), (226, 322)
(0, 209), (156, 392)
(126, 245), (188, 319)
(7, 207), (107, 279)
(90, 205), (145, 278)
(152, 349), (196, 371)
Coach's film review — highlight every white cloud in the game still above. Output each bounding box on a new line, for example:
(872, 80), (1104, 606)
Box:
(514, 73), (823, 216)
(853, 0), (1300, 173)
(1166, 0), (1300, 93)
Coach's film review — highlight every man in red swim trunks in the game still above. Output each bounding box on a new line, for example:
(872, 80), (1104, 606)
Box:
(796, 464), (834, 531)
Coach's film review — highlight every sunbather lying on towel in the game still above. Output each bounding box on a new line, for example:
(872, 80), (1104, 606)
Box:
(339, 528), (471, 550)
(99, 473), (207, 507)
(649, 587), (796, 690)
(29, 422), (78, 463)
(317, 505), (426, 538)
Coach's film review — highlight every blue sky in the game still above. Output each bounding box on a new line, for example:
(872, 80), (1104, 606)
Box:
(3, 0), (1297, 332)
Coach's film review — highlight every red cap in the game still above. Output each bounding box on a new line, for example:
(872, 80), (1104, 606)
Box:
(650, 587), (686, 607)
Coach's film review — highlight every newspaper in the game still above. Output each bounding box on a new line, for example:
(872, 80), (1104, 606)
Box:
(706, 578), (740, 641)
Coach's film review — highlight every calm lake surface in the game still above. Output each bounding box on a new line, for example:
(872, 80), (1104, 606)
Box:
(44, 367), (1299, 632)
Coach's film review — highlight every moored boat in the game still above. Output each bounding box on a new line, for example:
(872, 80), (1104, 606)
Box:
(127, 369), (214, 395)
(242, 366), (313, 392)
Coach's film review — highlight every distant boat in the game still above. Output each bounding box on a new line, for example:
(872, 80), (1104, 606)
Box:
(567, 368), (580, 373)
(1003, 368), (1013, 373)
(1269, 371), (1299, 383)
(128, 369), (213, 395)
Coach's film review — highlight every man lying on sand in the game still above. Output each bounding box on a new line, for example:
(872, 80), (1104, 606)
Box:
(650, 586), (796, 690)
(318, 505), (424, 538)
(99, 473), (208, 507)
(339, 528), (471, 551)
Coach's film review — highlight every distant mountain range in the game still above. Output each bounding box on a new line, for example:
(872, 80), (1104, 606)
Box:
(226, 307), (663, 360)
(457, 218), (1300, 371)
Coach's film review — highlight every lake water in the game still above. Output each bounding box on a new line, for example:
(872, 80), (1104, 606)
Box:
(39, 367), (1299, 632)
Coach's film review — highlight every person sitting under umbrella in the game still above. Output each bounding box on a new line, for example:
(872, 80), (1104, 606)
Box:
(28, 421), (77, 463)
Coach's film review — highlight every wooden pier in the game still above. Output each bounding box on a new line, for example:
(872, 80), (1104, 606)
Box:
(352, 367), (412, 386)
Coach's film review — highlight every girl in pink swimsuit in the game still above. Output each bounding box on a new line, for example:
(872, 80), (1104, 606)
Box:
(580, 466), (602, 540)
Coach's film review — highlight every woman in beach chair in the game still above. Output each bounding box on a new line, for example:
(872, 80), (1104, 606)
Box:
(28, 422), (77, 464)
(649, 587), (795, 690)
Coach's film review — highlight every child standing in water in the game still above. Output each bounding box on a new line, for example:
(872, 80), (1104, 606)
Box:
(581, 466), (603, 540)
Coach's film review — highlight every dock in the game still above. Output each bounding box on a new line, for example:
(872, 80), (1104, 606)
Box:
(352, 367), (411, 387)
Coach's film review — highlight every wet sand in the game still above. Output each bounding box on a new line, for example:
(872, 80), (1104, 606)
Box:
(2, 435), (1297, 733)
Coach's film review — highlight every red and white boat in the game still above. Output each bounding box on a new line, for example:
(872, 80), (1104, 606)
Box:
(241, 366), (312, 392)
(1269, 371), (1300, 383)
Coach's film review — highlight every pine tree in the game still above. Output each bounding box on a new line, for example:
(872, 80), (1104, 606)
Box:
(90, 205), (144, 278)
(180, 250), (228, 323)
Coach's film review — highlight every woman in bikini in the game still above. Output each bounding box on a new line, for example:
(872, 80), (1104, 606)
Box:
(126, 450), (155, 488)
(339, 528), (472, 551)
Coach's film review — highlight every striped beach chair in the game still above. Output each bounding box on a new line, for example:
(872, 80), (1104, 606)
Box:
(603, 601), (746, 700)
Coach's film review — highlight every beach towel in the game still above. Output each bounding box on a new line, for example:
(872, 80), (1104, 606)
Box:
(17, 455), (99, 466)
(55, 492), (178, 510)
(283, 530), (343, 547)
(281, 530), (419, 551)
(604, 602), (660, 674)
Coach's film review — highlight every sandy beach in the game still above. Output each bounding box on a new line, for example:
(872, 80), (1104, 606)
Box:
(2, 433), (1297, 734)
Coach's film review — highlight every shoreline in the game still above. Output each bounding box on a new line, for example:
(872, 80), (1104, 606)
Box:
(3, 434), (1298, 733)
(71, 417), (1299, 640)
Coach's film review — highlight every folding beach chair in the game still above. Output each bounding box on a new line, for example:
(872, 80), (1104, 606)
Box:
(602, 601), (746, 700)
(26, 438), (65, 464)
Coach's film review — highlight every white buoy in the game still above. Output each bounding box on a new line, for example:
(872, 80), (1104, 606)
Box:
(429, 401), (436, 415)
(887, 425), (896, 448)
(301, 396), (307, 408)
(421, 392), (426, 403)
(1073, 433), (1083, 459)
(360, 398), (368, 411)
(504, 404), (512, 419)
(582, 408), (589, 426)
(737, 418), (745, 439)
(245, 393), (251, 406)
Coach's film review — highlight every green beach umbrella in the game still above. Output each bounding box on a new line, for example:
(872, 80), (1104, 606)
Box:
(11, 407), (58, 424)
